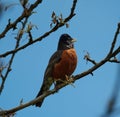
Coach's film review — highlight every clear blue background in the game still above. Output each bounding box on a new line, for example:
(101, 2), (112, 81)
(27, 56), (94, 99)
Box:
(0, 0), (120, 117)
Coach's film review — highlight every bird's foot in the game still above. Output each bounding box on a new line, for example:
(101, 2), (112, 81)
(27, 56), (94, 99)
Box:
(65, 75), (75, 88)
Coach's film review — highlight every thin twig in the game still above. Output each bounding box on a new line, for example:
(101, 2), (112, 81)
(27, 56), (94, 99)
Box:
(0, 0), (77, 58)
(0, 17), (29, 94)
(0, 0), (43, 39)
(107, 23), (120, 57)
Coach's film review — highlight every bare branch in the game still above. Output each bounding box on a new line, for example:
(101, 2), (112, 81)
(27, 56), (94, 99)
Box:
(0, 41), (19, 94)
(75, 47), (120, 80)
(0, 0), (43, 39)
(0, 0), (77, 58)
(0, 17), (29, 93)
(84, 51), (97, 65)
(107, 23), (120, 57)
(109, 57), (120, 63)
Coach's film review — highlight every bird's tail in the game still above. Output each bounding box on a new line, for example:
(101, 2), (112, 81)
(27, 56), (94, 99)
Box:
(35, 89), (45, 107)
(35, 77), (53, 107)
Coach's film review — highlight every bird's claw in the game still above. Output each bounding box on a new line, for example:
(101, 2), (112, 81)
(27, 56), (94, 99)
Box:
(65, 75), (75, 88)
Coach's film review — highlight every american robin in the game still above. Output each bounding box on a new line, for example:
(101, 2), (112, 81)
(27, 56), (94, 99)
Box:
(35, 34), (77, 107)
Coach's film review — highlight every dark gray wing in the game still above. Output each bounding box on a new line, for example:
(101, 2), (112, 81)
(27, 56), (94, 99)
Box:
(35, 50), (63, 107)
(44, 50), (63, 78)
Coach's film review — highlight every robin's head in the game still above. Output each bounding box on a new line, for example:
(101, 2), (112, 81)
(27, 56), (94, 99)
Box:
(57, 34), (76, 50)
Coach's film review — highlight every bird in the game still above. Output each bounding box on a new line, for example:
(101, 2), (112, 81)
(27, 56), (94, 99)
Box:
(35, 34), (77, 107)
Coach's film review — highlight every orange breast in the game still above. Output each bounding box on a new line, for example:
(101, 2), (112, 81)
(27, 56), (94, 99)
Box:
(52, 48), (77, 80)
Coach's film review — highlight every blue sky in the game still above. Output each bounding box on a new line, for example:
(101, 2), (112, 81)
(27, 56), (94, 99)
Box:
(0, 0), (120, 117)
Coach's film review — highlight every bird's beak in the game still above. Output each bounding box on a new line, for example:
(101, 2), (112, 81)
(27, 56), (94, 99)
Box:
(71, 39), (77, 43)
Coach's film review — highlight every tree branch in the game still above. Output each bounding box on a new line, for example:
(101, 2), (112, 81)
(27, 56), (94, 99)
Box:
(0, 0), (43, 39)
(0, 0), (77, 58)
(0, 17), (29, 94)
(107, 23), (120, 57)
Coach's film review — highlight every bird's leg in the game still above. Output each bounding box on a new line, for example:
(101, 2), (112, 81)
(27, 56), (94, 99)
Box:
(53, 78), (64, 91)
(65, 75), (75, 88)
(54, 76), (75, 90)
